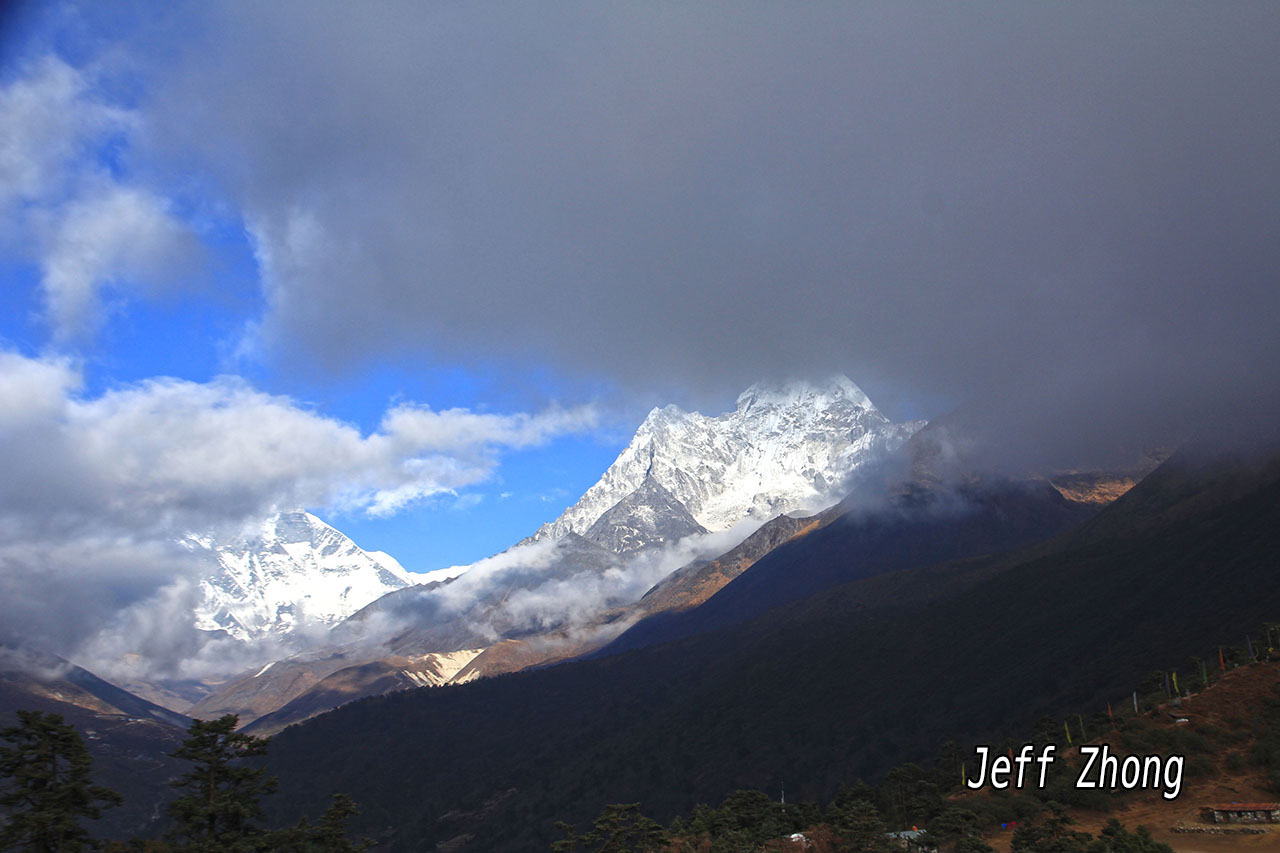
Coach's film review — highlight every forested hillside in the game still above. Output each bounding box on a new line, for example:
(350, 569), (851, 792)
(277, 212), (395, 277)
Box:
(260, 446), (1280, 850)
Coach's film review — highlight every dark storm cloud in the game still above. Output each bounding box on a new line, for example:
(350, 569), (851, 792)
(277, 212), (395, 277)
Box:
(139, 2), (1278, 467)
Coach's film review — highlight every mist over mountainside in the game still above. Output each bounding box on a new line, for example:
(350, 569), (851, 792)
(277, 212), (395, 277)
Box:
(340, 532), (626, 656)
(0, 647), (190, 836)
(527, 376), (922, 545)
(597, 473), (1099, 657)
(262, 442), (1280, 851)
(1, 6), (1277, 849)
(182, 377), (921, 720)
(202, 507), (773, 726)
(634, 510), (835, 615)
(0, 647), (189, 729)
(459, 419), (1160, 680)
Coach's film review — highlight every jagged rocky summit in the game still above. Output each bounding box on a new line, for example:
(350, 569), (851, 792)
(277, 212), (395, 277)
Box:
(185, 511), (415, 641)
(184, 376), (920, 647)
(525, 375), (922, 552)
(175, 376), (924, 724)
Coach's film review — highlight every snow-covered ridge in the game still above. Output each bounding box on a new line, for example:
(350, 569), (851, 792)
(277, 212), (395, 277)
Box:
(185, 377), (921, 646)
(186, 511), (415, 642)
(528, 375), (922, 544)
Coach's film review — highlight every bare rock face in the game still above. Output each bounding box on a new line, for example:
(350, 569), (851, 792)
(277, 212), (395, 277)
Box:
(182, 377), (925, 725)
(525, 375), (922, 551)
(633, 506), (838, 617)
(185, 378), (920, 647)
(583, 475), (708, 553)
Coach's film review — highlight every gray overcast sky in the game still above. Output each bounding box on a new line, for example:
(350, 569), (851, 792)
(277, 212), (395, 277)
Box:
(1, 0), (1278, 677)
(47, 2), (1280, 464)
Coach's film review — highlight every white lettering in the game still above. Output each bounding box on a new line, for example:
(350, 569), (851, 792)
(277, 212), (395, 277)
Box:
(1073, 745), (1185, 800)
(1163, 755), (1184, 800)
(966, 746), (990, 789)
(990, 755), (1012, 789)
(1076, 745), (1100, 788)
(1014, 744), (1035, 788)
(1038, 745), (1056, 787)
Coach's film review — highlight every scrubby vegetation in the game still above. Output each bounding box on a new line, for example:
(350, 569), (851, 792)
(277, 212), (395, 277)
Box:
(552, 628), (1280, 853)
(0, 711), (366, 852)
(257, 455), (1280, 850)
(556, 790), (1176, 852)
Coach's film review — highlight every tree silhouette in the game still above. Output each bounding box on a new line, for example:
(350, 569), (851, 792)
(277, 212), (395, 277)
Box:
(1086, 819), (1174, 853)
(271, 793), (372, 852)
(0, 709), (121, 852)
(827, 798), (892, 852)
(165, 715), (275, 852)
(553, 803), (667, 852)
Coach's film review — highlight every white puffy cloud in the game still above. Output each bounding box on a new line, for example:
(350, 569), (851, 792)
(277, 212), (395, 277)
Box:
(347, 520), (763, 657)
(363, 403), (602, 515)
(0, 350), (81, 424)
(0, 352), (596, 530)
(0, 55), (195, 342)
(0, 350), (596, 675)
(40, 184), (196, 341)
(0, 55), (124, 206)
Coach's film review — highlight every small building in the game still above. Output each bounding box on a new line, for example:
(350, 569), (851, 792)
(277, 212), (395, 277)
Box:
(1201, 803), (1280, 824)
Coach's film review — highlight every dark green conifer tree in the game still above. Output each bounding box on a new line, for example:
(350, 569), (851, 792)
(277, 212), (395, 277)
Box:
(0, 709), (121, 852)
(1085, 819), (1174, 853)
(553, 803), (666, 852)
(165, 715), (275, 853)
(876, 763), (942, 831)
(269, 793), (371, 852)
(826, 798), (891, 852)
(928, 807), (994, 853)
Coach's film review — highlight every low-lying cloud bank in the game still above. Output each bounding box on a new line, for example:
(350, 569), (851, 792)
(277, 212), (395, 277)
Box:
(0, 349), (596, 679)
(337, 519), (768, 657)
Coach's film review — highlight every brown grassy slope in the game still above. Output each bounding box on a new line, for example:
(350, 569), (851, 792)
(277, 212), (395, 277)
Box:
(969, 662), (1280, 852)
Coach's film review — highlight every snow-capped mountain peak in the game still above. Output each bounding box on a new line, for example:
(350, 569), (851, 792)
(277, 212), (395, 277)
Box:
(187, 510), (415, 641)
(526, 375), (923, 549)
(187, 376), (920, 646)
(733, 375), (874, 415)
